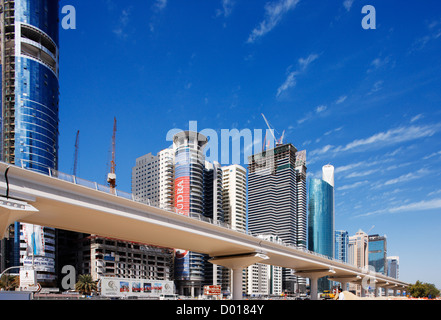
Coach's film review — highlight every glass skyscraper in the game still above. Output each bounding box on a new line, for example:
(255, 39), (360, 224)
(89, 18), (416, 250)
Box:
(308, 166), (335, 292)
(368, 234), (387, 275)
(335, 230), (349, 263)
(308, 178), (334, 258)
(0, 0), (59, 286)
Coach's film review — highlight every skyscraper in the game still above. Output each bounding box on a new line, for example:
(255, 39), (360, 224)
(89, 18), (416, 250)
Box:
(368, 234), (387, 275)
(308, 165), (335, 292)
(335, 230), (349, 263)
(221, 164), (247, 293)
(387, 256), (399, 279)
(172, 131), (224, 296)
(308, 179), (334, 258)
(348, 230), (369, 268)
(1, 0), (60, 287)
(248, 143), (307, 294)
(221, 164), (247, 232)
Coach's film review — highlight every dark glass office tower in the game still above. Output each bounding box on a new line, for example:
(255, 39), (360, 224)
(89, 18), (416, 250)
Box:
(368, 234), (387, 275)
(0, 0), (59, 286)
(248, 144), (308, 295)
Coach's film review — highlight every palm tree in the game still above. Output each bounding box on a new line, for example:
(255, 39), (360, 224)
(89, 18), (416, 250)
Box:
(75, 274), (97, 296)
(0, 275), (19, 291)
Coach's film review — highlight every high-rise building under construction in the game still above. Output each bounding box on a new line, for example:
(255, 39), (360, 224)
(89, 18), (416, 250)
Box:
(0, 0), (60, 287)
(247, 143), (307, 294)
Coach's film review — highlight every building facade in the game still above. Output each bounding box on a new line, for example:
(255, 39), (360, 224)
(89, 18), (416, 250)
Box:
(247, 143), (307, 294)
(308, 165), (335, 292)
(335, 230), (349, 263)
(0, 0), (60, 287)
(368, 234), (387, 275)
(246, 234), (283, 298)
(221, 164), (247, 295)
(172, 131), (224, 296)
(348, 230), (369, 295)
(308, 178), (334, 259)
(387, 256), (399, 279)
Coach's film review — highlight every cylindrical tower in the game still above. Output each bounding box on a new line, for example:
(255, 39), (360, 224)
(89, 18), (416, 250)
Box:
(0, 0), (60, 287)
(172, 131), (208, 297)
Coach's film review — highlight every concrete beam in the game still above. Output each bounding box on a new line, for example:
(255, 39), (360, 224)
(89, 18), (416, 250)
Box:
(209, 252), (269, 270)
(0, 197), (38, 237)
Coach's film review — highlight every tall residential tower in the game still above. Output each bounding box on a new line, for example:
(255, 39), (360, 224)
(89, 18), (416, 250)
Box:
(0, 0), (60, 287)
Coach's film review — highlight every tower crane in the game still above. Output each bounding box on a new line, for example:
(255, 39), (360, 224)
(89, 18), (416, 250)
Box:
(107, 117), (117, 193)
(72, 130), (80, 176)
(261, 113), (285, 149)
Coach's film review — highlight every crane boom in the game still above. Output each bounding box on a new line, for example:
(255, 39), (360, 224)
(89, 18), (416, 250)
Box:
(107, 117), (117, 192)
(261, 113), (278, 145)
(73, 130), (79, 176)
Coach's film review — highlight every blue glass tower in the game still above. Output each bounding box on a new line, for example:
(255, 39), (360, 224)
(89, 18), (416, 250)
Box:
(368, 234), (387, 275)
(1, 0), (59, 285)
(1, 0), (60, 171)
(308, 177), (334, 292)
(308, 179), (334, 257)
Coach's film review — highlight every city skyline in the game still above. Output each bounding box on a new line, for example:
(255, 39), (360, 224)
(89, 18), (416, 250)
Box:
(56, 1), (441, 289)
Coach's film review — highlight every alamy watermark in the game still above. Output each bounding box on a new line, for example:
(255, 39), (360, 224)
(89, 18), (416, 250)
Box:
(61, 4), (377, 31)
(166, 120), (278, 167)
(61, 5), (76, 30)
(362, 5), (376, 30)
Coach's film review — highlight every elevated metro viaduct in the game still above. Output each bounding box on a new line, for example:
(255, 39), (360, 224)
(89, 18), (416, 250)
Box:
(0, 162), (408, 299)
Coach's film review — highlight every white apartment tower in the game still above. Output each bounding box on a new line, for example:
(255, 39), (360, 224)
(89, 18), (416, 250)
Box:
(246, 235), (283, 297)
(348, 230), (369, 295)
(221, 164), (247, 232)
(221, 164), (247, 294)
(132, 148), (174, 210)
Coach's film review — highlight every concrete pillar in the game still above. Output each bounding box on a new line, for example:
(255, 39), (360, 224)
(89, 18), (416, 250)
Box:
(360, 286), (366, 297)
(232, 268), (243, 300)
(393, 289), (397, 297)
(341, 282), (348, 292)
(209, 252), (269, 301)
(309, 276), (319, 300)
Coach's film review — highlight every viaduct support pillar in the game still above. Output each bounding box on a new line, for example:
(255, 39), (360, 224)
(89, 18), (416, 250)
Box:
(294, 269), (336, 301)
(209, 252), (269, 300)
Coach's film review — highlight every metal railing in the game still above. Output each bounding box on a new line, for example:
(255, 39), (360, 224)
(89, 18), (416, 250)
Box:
(14, 161), (373, 273)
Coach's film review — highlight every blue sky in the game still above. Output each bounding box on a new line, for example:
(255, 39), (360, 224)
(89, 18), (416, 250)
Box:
(57, 0), (441, 288)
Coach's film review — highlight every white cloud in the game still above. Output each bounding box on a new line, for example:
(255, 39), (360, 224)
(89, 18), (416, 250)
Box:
(337, 180), (368, 191)
(309, 123), (440, 159)
(216, 0), (235, 18)
(384, 168), (428, 186)
(277, 71), (298, 98)
(423, 150), (441, 160)
(357, 197), (441, 217)
(389, 198), (441, 213)
(309, 144), (333, 156)
(315, 105), (327, 113)
(113, 7), (132, 39)
(153, 0), (167, 11)
(343, 0), (354, 12)
(336, 95), (347, 104)
(346, 169), (379, 178)
(298, 53), (319, 71)
(410, 114), (424, 123)
(341, 124), (439, 152)
(247, 0), (300, 43)
(277, 53), (319, 97)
